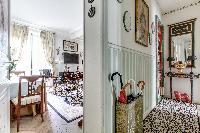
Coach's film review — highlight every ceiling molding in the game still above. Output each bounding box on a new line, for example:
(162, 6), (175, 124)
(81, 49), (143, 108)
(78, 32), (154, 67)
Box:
(12, 17), (58, 33)
(162, 0), (200, 16)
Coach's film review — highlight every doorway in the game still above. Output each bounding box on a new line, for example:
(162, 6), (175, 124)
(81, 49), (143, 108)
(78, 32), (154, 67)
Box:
(9, 0), (84, 132)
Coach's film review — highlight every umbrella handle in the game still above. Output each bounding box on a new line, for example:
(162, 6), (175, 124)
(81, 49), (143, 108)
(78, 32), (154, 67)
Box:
(110, 72), (123, 89)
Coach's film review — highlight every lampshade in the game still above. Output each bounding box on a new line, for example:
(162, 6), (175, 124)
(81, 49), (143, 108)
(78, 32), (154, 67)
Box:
(187, 56), (197, 61)
(167, 57), (175, 61)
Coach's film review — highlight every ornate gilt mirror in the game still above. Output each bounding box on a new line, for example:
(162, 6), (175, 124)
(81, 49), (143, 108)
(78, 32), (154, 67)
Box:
(168, 18), (196, 67)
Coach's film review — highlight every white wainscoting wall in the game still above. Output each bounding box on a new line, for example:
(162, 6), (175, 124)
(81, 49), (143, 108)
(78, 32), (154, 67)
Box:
(104, 42), (154, 133)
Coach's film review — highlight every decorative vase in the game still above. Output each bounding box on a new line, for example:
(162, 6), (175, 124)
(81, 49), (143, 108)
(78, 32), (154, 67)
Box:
(174, 61), (187, 73)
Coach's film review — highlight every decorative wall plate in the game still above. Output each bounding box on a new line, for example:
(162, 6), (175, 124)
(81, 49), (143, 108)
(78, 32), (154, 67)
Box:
(123, 11), (131, 32)
(88, 5), (96, 18)
(117, 0), (123, 3)
(88, 0), (94, 3)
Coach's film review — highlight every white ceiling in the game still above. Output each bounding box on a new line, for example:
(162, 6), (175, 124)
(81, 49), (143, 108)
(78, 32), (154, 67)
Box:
(157, 0), (199, 14)
(11, 0), (83, 34)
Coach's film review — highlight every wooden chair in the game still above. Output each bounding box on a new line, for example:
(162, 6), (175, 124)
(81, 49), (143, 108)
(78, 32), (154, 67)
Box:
(11, 75), (44, 132)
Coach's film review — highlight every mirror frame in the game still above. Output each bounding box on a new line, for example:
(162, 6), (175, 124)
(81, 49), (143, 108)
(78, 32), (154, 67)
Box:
(168, 18), (196, 67)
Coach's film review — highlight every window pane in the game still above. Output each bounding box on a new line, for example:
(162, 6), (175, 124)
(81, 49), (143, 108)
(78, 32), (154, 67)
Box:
(31, 32), (52, 75)
(11, 35), (31, 75)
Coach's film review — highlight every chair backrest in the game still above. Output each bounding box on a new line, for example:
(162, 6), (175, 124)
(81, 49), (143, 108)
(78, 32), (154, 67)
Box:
(76, 72), (83, 81)
(42, 69), (51, 78)
(63, 72), (75, 81)
(18, 75), (44, 98)
(10, 71), (25, 77)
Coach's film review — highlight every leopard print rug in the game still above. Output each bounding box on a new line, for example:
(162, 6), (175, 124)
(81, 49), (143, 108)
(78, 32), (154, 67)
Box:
(143, 98), (199, 133)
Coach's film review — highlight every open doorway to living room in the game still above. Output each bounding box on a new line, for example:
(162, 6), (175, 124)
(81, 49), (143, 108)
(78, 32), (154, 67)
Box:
(9, 0), (84, 132)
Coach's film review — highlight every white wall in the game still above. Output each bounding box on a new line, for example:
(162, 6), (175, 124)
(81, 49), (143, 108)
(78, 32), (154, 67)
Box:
(84, 0), (162, 132)
(107, 0), (161, 55)
(84, 0), (103, 132)
(104, 0), (162, 132)
(54, 32), (84, 76)
(107, 0), (162, 114)
(163, 5), (200, 103)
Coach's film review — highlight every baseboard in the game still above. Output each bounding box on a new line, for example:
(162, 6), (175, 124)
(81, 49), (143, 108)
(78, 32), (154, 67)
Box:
(143, 105), (156, 120)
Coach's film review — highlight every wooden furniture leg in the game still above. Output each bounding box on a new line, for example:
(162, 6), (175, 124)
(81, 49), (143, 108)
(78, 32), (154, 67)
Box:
(41, 103), (44, 122)
(44, 83), (47, 111)
(17, 106), (20, 132)
(78, 119), (83, 128)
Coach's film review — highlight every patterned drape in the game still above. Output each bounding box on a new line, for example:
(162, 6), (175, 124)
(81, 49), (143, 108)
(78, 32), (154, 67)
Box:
(40, 31), (55, 73)
(11, 23), (29, 62)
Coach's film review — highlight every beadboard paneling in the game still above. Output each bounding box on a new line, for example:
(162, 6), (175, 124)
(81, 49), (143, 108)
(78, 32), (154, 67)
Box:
(104, 43), (154, 132)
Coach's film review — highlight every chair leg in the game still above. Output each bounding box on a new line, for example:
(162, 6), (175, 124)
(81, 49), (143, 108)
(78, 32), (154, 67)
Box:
(41, 103), (44, 122)
(10, 102), (14, 122)
(32, 105), (37, 116)
(16, 106), (20, 132)
(41, 113), (44, 122)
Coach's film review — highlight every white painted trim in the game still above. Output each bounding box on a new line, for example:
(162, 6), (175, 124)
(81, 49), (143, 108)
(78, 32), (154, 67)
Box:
(143, 104), (156, 119)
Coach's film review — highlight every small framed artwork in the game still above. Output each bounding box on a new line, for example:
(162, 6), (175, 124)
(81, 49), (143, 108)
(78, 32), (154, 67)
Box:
(148, 33), (152, 45)
(135, 0), (149, 47)
(63, 40), (78, 52)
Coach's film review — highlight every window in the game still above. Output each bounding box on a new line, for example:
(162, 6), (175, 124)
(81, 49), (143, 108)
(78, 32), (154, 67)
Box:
(11, 29), (52, 76)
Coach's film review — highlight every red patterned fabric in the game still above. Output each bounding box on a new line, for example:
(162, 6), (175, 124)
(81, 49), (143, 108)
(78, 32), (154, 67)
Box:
(174, 91), (191, 103)
(118, 89), (127, 104)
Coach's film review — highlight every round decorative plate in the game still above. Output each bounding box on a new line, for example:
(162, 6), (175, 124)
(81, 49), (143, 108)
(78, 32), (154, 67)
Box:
(88, 0), (94, 3)
(117, 0), (123, 3)
(123, 11), (131, 32)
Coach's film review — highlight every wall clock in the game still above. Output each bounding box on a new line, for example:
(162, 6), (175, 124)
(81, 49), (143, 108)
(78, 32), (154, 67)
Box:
(123, 11), (131, 32)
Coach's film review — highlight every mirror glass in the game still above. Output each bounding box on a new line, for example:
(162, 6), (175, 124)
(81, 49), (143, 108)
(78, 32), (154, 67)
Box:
(171, 33), (192, 63)
(168, 18), (196, 67)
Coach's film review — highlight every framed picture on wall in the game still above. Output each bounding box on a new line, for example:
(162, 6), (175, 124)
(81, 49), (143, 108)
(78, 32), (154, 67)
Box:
(63, 40), (78, 52)
(135, 0), (149, 47)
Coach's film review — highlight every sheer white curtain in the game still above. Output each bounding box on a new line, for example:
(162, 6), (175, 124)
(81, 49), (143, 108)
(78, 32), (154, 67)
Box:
(14, 36), (31, 75)
(40, 31), (55, 74)
(32, 31), (52, 74)
(11, 23), (52, 75)
(10, 23), (29, 65)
